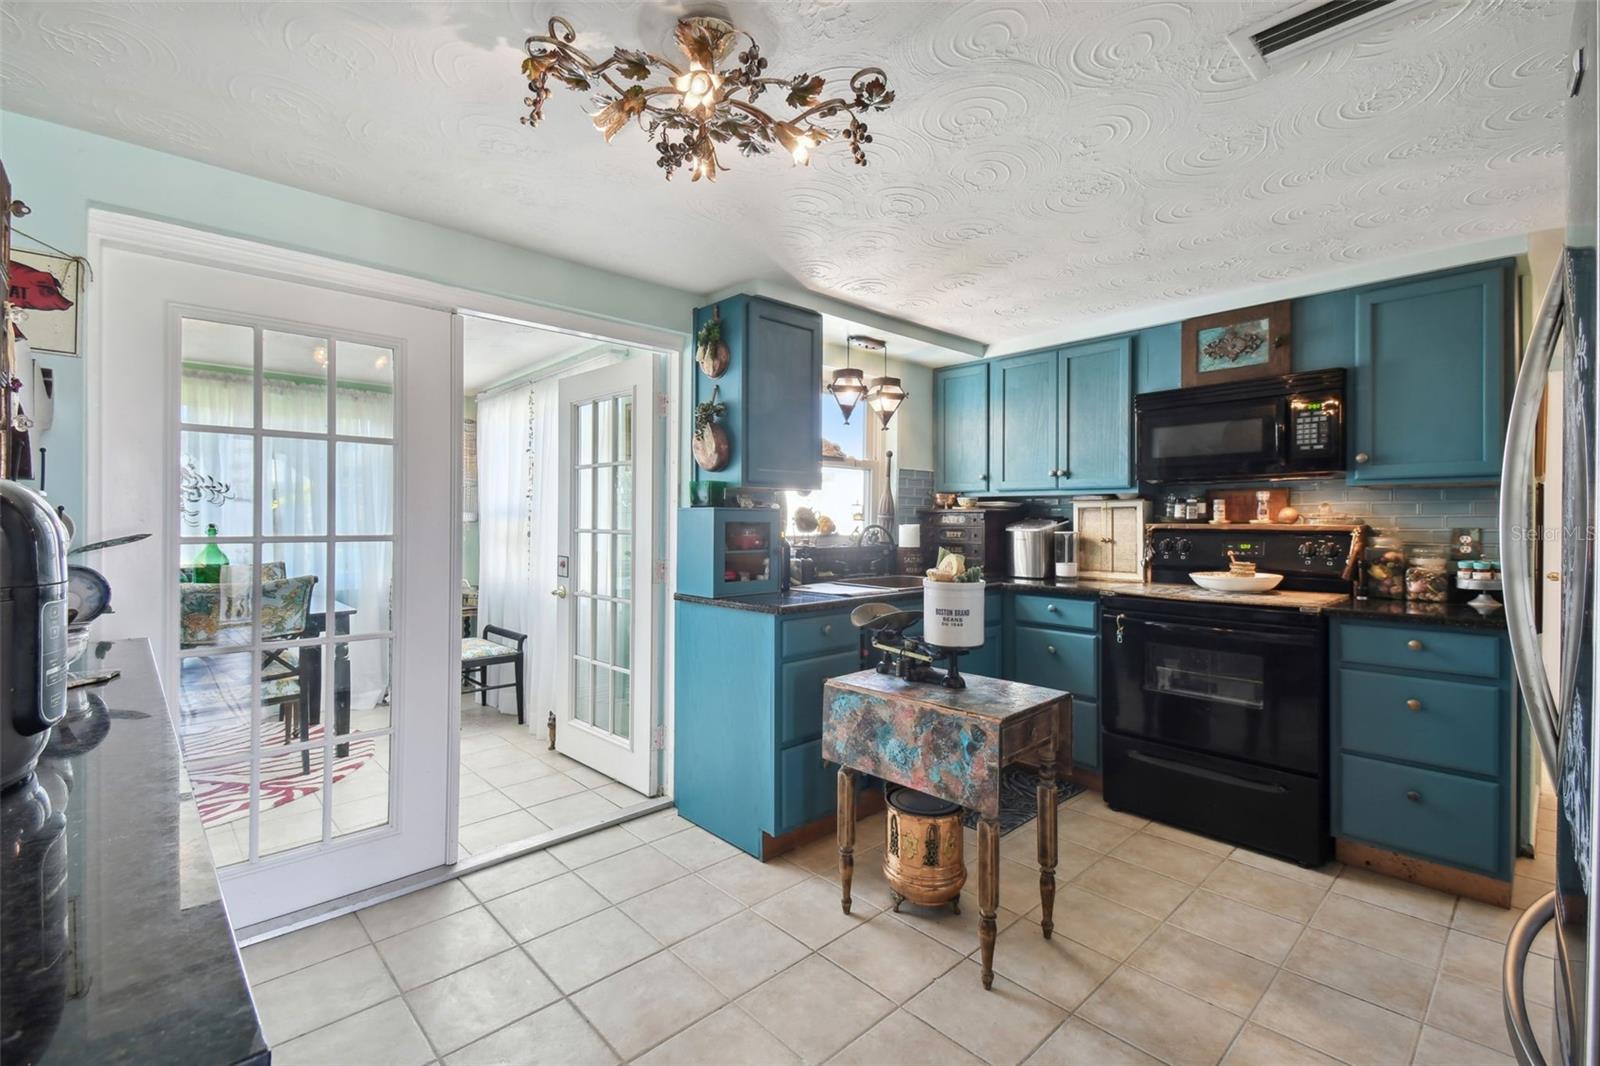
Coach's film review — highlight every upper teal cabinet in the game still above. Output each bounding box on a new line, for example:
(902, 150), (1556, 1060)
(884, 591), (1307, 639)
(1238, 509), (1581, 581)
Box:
(989, 351), (1060, 491)
(933, 363), (991, 493)
(1056, 337), (1134, 492)
(1350, 263), (1511, 485)
(692, 295), (823, 490)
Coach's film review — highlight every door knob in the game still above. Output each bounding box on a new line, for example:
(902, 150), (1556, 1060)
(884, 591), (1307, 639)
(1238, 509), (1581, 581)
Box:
(1548, 572), (1561, 582)
(1406, 698), (1422, 711)
(551, 586), (568, 599)
(1406, 639), (1422, 651)
(1355, 452), (1370, 464)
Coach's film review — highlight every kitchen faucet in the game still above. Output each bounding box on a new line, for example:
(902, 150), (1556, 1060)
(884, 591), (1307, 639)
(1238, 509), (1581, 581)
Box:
(856, 524), (895, 547)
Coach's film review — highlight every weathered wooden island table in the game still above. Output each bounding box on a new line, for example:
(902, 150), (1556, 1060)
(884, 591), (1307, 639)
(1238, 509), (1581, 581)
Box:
(822, 669), (1072, 989)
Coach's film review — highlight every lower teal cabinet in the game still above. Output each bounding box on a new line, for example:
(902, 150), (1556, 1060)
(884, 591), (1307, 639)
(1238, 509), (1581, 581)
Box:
(779, 739), (837, 830)
(1003, 594), (1101, 775)
(1071, 698), (1100, 773)
(1011, 626), (1096, 695)
(1330, 618), (1514, 880)
(967, 623), (1003, 678)
(779, 650), (861, 746)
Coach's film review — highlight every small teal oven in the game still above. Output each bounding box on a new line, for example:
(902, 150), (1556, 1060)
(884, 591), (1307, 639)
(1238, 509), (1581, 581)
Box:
(677, 508), (782, 598)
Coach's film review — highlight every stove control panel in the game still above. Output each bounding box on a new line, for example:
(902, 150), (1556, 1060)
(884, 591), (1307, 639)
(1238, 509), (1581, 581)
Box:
(1149, 528), (1354, 585)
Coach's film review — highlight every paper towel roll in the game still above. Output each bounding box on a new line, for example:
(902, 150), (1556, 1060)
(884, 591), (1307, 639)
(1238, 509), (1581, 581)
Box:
(898, 523), (921, 549)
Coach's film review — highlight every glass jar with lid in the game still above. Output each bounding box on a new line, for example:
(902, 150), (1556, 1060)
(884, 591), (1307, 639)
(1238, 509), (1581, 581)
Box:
(1404, 543), (1450, 602)
(1361, 536), (1406, 599)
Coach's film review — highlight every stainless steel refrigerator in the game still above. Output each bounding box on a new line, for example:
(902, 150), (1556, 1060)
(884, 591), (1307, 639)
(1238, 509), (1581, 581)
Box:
(1504, 4), (1599, 1063)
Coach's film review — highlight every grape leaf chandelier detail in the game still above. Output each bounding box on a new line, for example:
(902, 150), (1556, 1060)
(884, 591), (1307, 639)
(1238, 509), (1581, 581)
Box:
(519, 14), (896, 183)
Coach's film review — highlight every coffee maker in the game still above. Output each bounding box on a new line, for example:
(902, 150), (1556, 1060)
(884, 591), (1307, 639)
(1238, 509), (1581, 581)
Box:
(0, 481), (69, 791)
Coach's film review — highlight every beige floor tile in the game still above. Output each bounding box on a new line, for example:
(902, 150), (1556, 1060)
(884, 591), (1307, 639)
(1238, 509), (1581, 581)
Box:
(1067, 790), (1149, 830)
(478, 757), (560, 789)
(500, 773), (585, 809)
(458, 771), (497, 799)
(1201, 859), (1327, 922)
(986, 917), (1118, 1012)
(1227, 847), (1342, 890)
(1046, 884), (1159, 961)
(1284, 927), (1437, 1020)
(1310, 893), (1448, 968)
(820, 912), (965, 1003)
(1000, 821), (1088, 871)
(787, 833), (847, 876)
(1023, 1016), (1160, 1065)
(407, 947), (561, 1054)
(1442, 927), (1511, 991)
(252, 944), (398, 1045)
(1141, 820), (1236, 857)
(575, 844), (689, 903)
(754, 876), (877, 949)
(525, 906), (663, 993)
(649, 824), (743, 870)
(1059, 807), (1140, 852)
(1125, 924), (1275, 1017)
(1168, 889), (1302, 964)
(1074, 855), (1193, 920)
(816, 845), (906, 912)
(620, 872), (746, 945)
(457, 810), (550, 855)
(700, 852), (809, 905)
(1331, 866), (1456, 925)
(905, 960), (1067, 1066)
(357, 879), (480, 943)
(739, 955), (893, 1062)
(1428, 973), (1551, 1058)
(1254, 971), (1420, 1066)
(565, 764), (613, 788)
(1412, 1023), (1517, 1066)
(635, 1003), (799, 1065)
(1078, 966), (1242, 1066)
(241, 913), (369, 985)
(1113, 832), (1226, 884)
(833, 1009), (984, 1066)
(460, 848), (567, 902)
(887, 892), (1022, 954)
(1516, 850), (1557, 882)
(376, 905), (515, 990)
(595, 781), (652, 809)
(548, 824), (641, 868)
(485, 871), (610, 942)
(530, 788), (622, 831)
(272, 997), (432, 1066)
(1513, 875), (1557, 910)
(571, 951), (725, 1060)
(462, 744), (529, 771)
(673, 910), (810, 998)
(622, 808), (696, 842)
(1220, 1023), (1342, 1066)
(442, 998), (617, 1065)
(1450, 896), (1520, 944)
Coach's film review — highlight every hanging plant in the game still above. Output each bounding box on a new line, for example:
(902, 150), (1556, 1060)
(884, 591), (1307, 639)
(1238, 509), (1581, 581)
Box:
(695, 309), (729, 378)
(692, 385), (731, 471)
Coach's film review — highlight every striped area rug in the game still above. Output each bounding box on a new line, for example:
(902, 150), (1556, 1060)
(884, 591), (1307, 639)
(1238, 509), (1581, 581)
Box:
(186, 721), (375, 825)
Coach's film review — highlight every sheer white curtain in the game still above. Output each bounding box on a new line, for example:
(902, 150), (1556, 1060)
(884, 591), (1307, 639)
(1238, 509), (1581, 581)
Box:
(476, 381), (538, 714)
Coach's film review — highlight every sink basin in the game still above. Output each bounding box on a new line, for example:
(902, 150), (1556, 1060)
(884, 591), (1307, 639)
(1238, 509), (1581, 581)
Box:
(829, 574), (924, 589)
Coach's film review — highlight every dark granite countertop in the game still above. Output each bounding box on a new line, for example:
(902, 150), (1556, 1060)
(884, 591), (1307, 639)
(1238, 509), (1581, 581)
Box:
(675, 577), (1114, 615)
(0, 639), (269, 1066)
(1323, 596), (1508, 631)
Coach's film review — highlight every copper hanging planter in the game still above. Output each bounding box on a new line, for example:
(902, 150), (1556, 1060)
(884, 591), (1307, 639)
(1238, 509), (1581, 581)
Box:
(695, 306), (729, 379)
(692, 384), (730, 471)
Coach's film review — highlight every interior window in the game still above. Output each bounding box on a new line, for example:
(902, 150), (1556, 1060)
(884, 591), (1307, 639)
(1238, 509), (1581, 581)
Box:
(783, 372), (875, 538)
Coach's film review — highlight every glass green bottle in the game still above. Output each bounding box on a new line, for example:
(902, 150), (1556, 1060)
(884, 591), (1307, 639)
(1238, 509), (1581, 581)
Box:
(193, 523), (230, 584)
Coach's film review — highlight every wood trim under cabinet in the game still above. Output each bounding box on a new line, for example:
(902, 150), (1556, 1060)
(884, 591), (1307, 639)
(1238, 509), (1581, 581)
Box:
(1335, 838), (1512, 908)
(761, 787), (888, 861)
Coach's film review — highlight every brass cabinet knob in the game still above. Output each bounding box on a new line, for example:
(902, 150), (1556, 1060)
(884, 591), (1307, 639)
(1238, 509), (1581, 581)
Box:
(1405, 790), (1422, 803)
(1406, 698), (1422, 711)
(1407, 639), (1423, 651)
(1355, 452), (1370, 463)
(1548, 572), (1561, 582)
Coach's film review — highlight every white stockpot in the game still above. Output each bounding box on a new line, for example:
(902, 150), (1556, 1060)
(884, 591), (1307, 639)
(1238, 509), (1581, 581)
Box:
(922, 578), (986, 648)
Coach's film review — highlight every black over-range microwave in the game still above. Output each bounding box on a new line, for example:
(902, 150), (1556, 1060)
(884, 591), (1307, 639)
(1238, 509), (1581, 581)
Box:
(1134, 369), (1346, 484)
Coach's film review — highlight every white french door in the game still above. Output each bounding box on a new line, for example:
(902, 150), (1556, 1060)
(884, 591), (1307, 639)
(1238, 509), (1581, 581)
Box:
(95, 248), (456, 927)
(553, 358), (657, 796)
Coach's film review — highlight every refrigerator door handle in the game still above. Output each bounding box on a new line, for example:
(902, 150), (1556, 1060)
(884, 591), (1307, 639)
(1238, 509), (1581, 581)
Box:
(1503, 888), (1557, 1066)
(1500, 262), (1568, 777)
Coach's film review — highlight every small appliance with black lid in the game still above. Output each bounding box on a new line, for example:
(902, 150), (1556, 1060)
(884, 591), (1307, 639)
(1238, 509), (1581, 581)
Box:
(0, 480), (70, 791)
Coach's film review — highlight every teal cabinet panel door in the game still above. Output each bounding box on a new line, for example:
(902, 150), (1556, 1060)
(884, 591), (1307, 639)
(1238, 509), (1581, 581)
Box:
(778, 739), (836, 832)
(745, 299), (823, 490)
(1072, 699), (1100, 772)
(989, 351), (1060, 491)
(933, 363), (991, 492)
(1336, 753), (1504, 877)
(1057, 338), (1134, 491)
(1350, 263), (1510, 483)
(778, 650), (862, 747)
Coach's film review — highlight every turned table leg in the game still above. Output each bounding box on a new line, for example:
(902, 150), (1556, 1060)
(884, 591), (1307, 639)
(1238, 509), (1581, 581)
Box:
(837, 768), (857, 915)
(1037, 738), (1059, 939)
(978, 815), (1000, 989)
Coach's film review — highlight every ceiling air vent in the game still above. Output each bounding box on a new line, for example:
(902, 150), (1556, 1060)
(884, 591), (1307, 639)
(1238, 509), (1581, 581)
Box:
(1226, 0), (1426, 79)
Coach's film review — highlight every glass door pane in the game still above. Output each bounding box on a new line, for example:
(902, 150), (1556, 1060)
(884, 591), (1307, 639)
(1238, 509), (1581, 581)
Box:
(569, 395), (632, 742)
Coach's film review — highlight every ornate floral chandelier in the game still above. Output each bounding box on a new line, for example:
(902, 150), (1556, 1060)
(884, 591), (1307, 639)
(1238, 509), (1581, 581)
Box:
(519, 14), (896, 183)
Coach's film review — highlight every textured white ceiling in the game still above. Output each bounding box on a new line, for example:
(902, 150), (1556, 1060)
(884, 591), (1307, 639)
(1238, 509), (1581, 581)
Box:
(0, 1), (1574, 349)
(461, 314), (598, 392)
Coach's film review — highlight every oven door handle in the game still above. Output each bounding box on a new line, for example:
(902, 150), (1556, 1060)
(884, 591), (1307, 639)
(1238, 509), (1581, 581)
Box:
(1127, 749), (1288, 794)
(1136, 619), (1315, 646)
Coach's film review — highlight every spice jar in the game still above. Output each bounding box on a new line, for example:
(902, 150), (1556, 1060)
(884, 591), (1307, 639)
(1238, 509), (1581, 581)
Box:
(1405, 545), (1450, 603)
(1362, 536), (1407, 599)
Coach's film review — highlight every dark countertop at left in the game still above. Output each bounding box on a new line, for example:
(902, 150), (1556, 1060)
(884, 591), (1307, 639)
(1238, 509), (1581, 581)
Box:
(0, 638), (270, 1066)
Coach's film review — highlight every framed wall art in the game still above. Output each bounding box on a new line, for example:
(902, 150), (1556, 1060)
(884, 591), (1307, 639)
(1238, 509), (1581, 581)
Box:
(1180, 300), (1290, 388)
(10, 248), (81, 355)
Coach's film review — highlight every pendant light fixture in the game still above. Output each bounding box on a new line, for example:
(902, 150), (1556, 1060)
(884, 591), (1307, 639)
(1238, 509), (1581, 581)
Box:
(828, 336), (870, 424)
(864, 336), (906, 429)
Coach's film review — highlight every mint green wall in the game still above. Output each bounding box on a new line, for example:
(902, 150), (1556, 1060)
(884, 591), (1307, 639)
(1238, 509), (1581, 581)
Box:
(1, 112), (699, 527)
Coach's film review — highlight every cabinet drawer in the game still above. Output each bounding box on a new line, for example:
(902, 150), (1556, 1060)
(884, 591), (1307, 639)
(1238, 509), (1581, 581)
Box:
(782, 611), (859, 660)
(1073, 698), (1100, 772)
(1011, 626), (1096, 698)
(1013, 595), (1096, 632)
(779, 650), (861, 747)
(779, 739), (836, 832)
(1338, 668), (1502, 777)
(1337, 621), (1500, 680)
(1337, 753), (1503, 875)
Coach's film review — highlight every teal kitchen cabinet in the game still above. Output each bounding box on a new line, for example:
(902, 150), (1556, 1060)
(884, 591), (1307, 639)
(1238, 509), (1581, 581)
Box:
(1330, 618), (1516, 881)
(1055, 337), (1135, 492)
(691, 295), (823, 490)
(1004, 593), (1102, 773)
(988, 351), (1060, 491)
(933, 363), (991, 492)
(1349, 262), (1511, 484)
